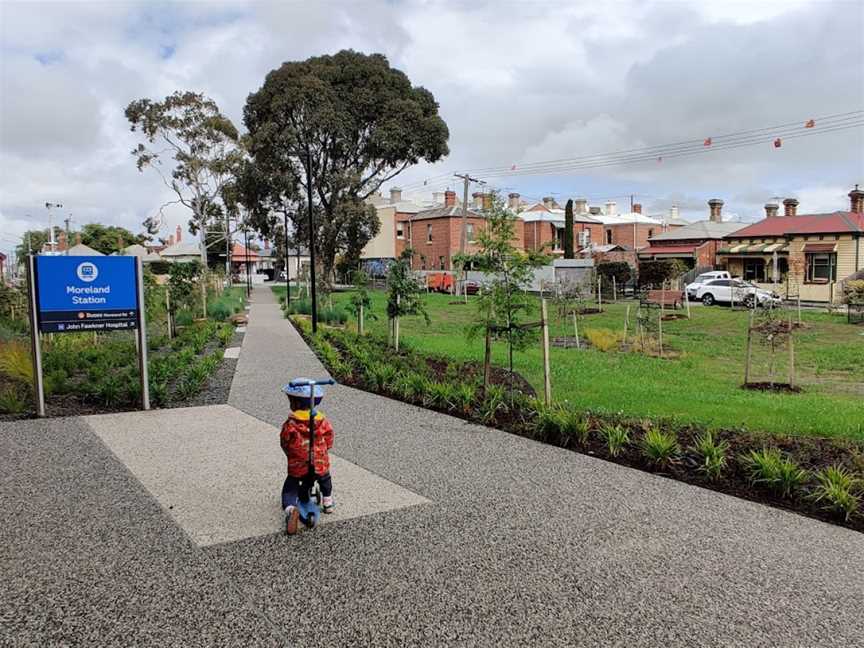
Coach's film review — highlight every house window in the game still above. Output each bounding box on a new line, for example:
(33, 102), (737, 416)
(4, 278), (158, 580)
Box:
(396, 223), (404, 239)
(439, 255), (446, 270)
(554, 227), (564, 251)
(743, 258), (766, 282)
(805, 253), (837, 283)
(467, 223), (475, 243)
(420, 257), (427, 270)
(426, 224), (433, 243)
(648, 229), (654, 238)
(605, 229), (613, 245)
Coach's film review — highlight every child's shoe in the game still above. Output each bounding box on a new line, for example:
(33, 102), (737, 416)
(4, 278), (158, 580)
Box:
(285, 506), (299, 535)
(322, 496), (335, 514)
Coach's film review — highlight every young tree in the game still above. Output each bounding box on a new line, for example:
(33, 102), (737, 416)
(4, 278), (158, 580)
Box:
(386, 248), (429, 350)
(345, 269), (375, 335)
(244, 50), (450, 283)
(125, 91), (243, 250)
(457, 193), (549, 382)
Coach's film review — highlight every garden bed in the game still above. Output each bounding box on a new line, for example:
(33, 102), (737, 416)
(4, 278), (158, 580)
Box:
(292, 316), (864, 533)
(742, 382), (802, 394)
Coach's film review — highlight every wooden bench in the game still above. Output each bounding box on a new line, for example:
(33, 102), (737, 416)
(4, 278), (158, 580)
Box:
(641, 289), (685, 309)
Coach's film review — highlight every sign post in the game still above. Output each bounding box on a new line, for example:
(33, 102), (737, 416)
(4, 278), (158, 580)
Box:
(28, 255), (149, 415)
(26, 256), (46, 417)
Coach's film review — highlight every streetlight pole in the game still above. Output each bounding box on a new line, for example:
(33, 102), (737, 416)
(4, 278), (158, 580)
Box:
(303, 149), (318, 333)
(283, 210), (291, 308)
(243, 226), (251, 298)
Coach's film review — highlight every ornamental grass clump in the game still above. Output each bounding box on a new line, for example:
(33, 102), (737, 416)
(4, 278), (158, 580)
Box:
(600, 422), (630, 457)
(691, 431), (729, 480)
(640, 427), (680, 469)
(584, 328), (623, 352)
(811, 465), (860, 521)
(742, 448), (808, 498)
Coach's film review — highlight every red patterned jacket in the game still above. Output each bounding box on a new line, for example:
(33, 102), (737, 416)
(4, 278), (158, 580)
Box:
(280, 410), (334, 478)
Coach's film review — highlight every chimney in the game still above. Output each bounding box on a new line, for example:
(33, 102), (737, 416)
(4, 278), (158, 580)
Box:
(472, 191), (483, 208)
(168, 234), (175, 246)
(783, 198), (799, 217)
(632, 203), (642, 214)
(764, 202), (779, 218)
(483, 193), (492, 210)
(605, 201), (617, 216)
(708, 199), (724, 223)
(849, 184), (864, 214)
(508, 192), (520, 210)
(542, 196), (554, 208)
(668, 205), (680, 221)
(433, 191), (445, 204)
(75, 232), (81, 245)
(175, 225), (182, 243)
(573, 198), (588, 214)
(390, 187), (402, 204)
(589, 206), (602, 215)
(444, 190), (457, 207)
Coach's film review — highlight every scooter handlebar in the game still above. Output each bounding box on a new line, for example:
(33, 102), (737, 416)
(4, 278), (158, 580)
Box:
(288, 378), (336, 388)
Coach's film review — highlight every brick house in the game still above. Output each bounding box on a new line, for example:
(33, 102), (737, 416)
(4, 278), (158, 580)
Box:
(717, 186), (864, 303)
(639, 199), (745, 268)
(593, 201), (672, 249)
(394, 190), (525, 271)
(520, 198), (603, 254)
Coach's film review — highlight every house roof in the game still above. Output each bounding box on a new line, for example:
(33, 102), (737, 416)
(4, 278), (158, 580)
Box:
(232, 243), (260, 261)
(519, 207), (602, 225)
(649, 220), (747, 241)
(408, 205), (485, 220)
(726, 212), (864, 238)
(592, 212), (664, 226)
(583, 243), (633, 253)
(115, 243), (161, 262)
(65, 243), (104, 256)
(160, 241), (202, 258)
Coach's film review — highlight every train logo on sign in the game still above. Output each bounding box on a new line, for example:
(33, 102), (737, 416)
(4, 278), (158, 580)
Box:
(76, 261), (99, 282)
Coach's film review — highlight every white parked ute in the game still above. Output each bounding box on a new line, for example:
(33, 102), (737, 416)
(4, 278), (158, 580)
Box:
(685, 271), (731, 299)
(695, 278), (781, 308)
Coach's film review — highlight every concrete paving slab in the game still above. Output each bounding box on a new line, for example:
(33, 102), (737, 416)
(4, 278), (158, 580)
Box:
(223, 346), (241, 358)
(84, 404), (430, 547)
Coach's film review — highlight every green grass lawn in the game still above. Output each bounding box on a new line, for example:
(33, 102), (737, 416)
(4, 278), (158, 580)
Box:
(325, 289), (864, 440)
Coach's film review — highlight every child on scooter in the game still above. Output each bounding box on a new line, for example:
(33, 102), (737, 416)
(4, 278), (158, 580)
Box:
(280, 379), (335, 535)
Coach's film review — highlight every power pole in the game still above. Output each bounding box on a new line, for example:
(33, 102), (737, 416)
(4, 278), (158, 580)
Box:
(64, 215), (73, 256)
(45, 202), (62, 254)
(454, 173), (480, 254)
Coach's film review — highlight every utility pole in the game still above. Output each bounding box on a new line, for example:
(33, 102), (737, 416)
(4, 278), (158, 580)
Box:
(45, 202), (62, 254)
(454, 173), (480, 254)
(64, 215), (73, 256)
(631, 194), (637, 250)
(225, 215), (232, 286)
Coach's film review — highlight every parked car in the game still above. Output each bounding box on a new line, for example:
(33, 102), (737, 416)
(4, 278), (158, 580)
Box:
(685, 271), (731, 300)
(695, 278), (781, 308)
(464, 280), (480, 295)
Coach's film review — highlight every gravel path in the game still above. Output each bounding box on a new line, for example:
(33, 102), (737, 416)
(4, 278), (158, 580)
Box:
(2, 285), (862, 647)
(221, 287), (864, 647)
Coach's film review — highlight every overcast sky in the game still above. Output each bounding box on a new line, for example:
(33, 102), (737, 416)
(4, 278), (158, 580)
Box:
(1, 0), (863, 257)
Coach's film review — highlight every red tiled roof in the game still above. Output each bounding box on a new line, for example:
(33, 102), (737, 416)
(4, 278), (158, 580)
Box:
(727, 212), (864, 237)
(232, 243), (260, 261)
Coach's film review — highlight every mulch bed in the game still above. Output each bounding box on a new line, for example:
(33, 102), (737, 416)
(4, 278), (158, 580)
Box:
(743, 382), (803, 394)
(424, 356), (536, 397)
(576, 307), (603, 315)
(1, 329), (245, 420)
(552, 336), (591, 349)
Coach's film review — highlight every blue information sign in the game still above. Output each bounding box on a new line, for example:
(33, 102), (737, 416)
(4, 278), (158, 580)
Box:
(34, 256), (140, 333)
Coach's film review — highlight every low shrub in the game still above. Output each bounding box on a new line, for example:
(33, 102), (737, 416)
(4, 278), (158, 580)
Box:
(0, 341), (33, 383)
(0, 384), (28, 414)
(584, 328), (623, 352)
(600, 422), (630, 457)
(640, 427), (680, 468)
(691, 431), (728, 480)
(479, 385), (509, 424)
(811, 465), (860, 521)
(742, 448), (809, 498)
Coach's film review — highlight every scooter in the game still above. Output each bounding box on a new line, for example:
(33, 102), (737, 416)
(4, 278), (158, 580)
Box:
(288, 377), (335, 529)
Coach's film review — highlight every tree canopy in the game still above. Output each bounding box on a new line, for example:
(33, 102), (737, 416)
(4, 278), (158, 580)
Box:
(126, 91), (243, 242)
(243, 50), (449, 281)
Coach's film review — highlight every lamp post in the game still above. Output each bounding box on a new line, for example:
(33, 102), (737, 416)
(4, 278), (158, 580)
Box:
(243, 225), (251, 298)
(283, 210), (291, 308)
(303, 150), (318, 333)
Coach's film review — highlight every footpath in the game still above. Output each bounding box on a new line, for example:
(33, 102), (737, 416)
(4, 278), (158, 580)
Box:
(1, 285), (862, 647)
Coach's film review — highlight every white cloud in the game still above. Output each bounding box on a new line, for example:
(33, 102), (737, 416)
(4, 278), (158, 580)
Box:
(0, 0), (862, 259)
